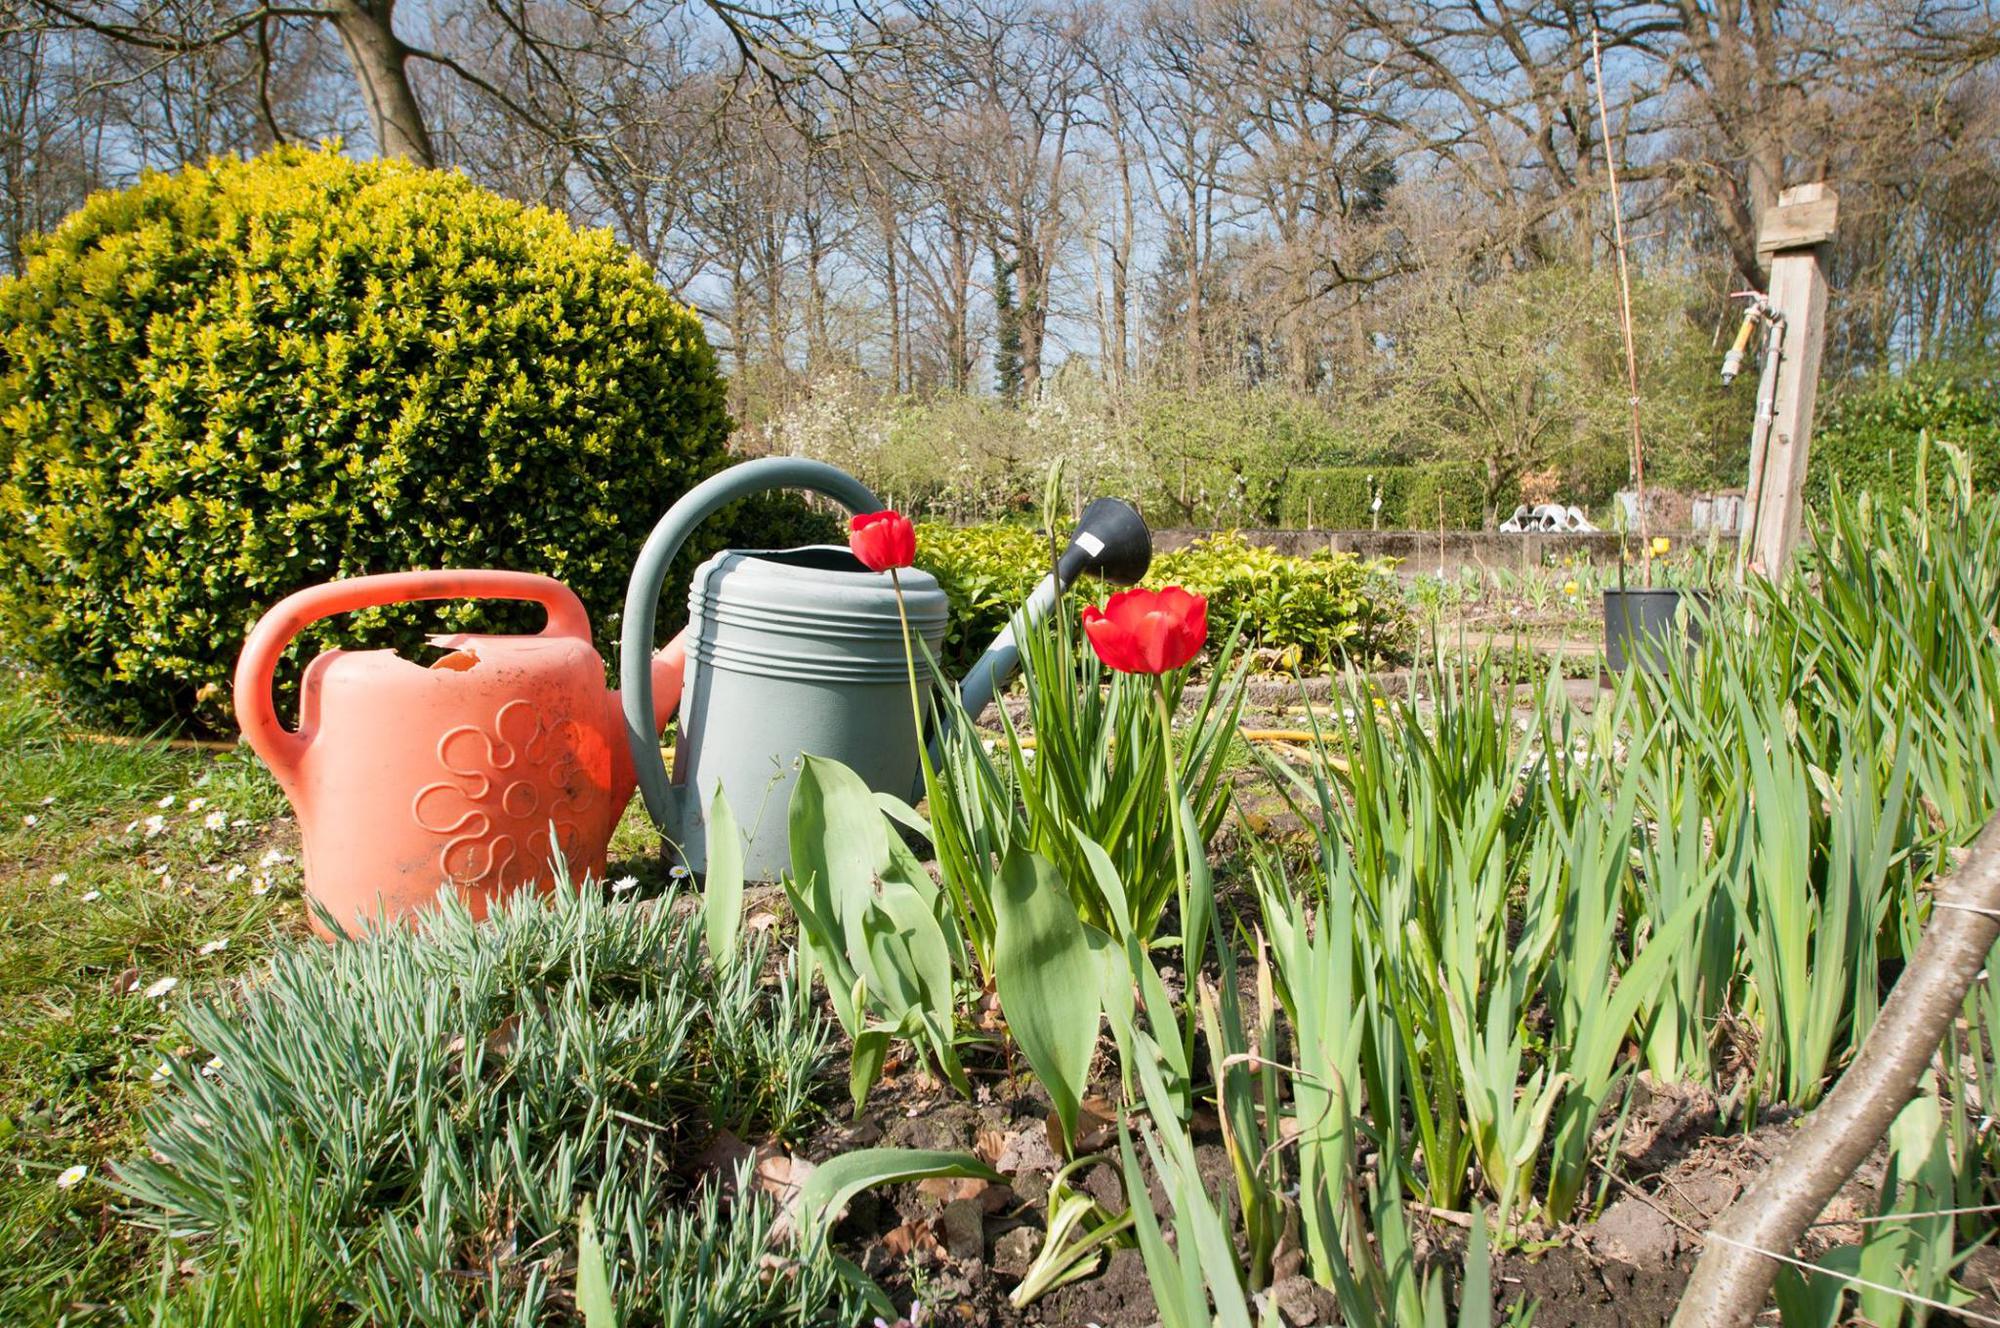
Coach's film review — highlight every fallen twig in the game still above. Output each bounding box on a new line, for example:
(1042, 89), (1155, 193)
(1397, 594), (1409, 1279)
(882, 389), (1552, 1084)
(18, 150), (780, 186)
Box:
(1673, 812), (2000, 1326)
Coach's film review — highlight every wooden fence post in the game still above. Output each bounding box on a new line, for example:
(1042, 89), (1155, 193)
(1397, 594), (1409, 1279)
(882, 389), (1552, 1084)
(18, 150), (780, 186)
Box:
(1740, 183), (1838, 579)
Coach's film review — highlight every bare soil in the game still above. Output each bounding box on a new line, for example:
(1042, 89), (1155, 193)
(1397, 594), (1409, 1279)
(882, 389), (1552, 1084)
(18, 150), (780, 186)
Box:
(777, 1062), (2000, 1327)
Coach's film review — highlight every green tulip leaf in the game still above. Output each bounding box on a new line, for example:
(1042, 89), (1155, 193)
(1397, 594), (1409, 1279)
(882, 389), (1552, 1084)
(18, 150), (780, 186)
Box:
(702, 784), (744, 974)
(994, 846), (1102, 1154)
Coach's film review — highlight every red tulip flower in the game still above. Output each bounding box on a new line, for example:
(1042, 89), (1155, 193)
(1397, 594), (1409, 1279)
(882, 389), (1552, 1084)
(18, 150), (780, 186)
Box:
(850, 509), (916, 572)
(1081, 586), (1209, 675)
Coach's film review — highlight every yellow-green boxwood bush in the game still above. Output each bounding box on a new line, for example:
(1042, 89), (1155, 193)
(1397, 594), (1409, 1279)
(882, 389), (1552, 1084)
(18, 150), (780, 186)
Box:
(0, 145), (741, 731)
(914, 523), (1406, 673)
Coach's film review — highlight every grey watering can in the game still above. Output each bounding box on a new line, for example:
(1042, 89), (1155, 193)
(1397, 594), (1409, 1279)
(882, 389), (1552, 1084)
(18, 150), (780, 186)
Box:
(618, 457), (1150, 880)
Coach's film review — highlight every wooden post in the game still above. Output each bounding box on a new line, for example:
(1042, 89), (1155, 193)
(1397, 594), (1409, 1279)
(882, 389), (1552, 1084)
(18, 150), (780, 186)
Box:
(1740, 183), (1837, 579)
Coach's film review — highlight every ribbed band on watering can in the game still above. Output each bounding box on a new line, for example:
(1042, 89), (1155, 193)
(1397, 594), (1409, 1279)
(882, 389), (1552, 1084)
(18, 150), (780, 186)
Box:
(620, 458), (885, 835)
(688, 549), (949, 683)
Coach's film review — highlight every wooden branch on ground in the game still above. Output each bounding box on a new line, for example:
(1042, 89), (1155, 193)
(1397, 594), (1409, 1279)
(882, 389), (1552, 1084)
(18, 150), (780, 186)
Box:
(1672, 812), (2000, 1327)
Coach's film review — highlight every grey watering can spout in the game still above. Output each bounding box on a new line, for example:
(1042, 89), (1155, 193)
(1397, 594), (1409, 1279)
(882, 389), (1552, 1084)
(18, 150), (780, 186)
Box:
(951, 497), (1153, 733)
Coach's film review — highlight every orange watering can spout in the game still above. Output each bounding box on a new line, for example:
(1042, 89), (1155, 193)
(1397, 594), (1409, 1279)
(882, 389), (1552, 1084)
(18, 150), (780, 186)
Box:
(649, 633), (687, 732)
(606, 632), (687, 808)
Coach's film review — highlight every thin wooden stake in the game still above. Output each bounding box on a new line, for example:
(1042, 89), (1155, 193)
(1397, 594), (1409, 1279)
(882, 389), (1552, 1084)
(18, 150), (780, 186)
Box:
(1590, 25), (1649, 566)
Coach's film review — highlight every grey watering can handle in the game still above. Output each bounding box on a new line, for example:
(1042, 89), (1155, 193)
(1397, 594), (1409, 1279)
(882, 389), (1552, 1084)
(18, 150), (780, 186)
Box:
(620, 457), (883, 831)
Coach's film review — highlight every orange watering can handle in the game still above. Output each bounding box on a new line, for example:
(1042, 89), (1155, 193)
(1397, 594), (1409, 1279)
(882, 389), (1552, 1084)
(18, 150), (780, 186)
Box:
(233, 570), (592, 779)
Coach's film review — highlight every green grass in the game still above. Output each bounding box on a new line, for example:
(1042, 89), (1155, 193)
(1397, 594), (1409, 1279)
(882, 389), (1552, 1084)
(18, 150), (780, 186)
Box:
(0, 666), (696, 1325)
(0, 667), (306, 1324)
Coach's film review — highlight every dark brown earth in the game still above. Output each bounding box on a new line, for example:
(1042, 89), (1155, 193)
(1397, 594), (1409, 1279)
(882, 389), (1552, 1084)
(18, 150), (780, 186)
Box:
(766, 1061), (2000, 1328)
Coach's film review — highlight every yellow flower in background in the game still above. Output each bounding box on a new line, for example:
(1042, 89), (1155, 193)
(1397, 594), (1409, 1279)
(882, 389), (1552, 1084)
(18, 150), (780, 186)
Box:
(1563, 580), (1580, 597)
(1650, 536), (1672, 556)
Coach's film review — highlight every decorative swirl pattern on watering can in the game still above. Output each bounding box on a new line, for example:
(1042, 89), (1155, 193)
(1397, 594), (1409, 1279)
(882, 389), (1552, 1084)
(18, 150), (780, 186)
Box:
(410, 699), (597, 889)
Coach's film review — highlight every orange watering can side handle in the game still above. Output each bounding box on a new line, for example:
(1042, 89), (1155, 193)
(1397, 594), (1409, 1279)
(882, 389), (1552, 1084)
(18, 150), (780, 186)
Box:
(233, 570), (593, 780)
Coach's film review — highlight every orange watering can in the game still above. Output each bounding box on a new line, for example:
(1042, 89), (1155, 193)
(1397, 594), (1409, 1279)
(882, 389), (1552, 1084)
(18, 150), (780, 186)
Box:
(234, 570), (684, 937)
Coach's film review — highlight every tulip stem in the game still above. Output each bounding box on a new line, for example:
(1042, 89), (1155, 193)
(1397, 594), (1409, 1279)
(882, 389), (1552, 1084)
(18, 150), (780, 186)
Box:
(890, 571), (930, 788)
(1155, 680), (1192, 966)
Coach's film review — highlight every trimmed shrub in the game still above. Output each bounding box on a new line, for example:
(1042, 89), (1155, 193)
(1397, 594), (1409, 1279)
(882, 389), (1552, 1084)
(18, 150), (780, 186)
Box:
(915, 523), (1407, 672)
(0, 145), (739, 732)
(1805, 363), (2000, 509)
(1403, 461), (1495, 529)
(1279, 466), (1405, 528)
(1280, 462), (1494, 530)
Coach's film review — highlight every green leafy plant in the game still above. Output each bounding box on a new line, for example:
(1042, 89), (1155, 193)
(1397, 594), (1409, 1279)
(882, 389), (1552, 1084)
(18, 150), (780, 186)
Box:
(794, 1147), (1003, 1320)
(1774, 1086), (1971, 1328)
(1117, 1041), (1264, 1328)
(118, 876), (846, 1327)
(701, 784), (745, 975)
(1002, 602), (1246, 950)
(784, 754), (969, 1111)
(1008, 1155), (1136, 1307)
(0, 143), (765, 733)
(1806, 363), (2000, 509)
(914, 524), (1407, 675)
(991, 846), (1101, 1151)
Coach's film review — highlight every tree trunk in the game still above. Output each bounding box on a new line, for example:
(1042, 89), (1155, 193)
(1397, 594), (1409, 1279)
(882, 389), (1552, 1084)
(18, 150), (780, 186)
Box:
(880, 207), (903, 394)
(328, 0), (435, 167)
(1673, 814), (2000, 1326)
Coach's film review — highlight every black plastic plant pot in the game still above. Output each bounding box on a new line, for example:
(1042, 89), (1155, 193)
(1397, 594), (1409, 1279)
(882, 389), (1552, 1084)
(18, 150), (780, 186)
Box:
(1602, 588), (1710, 674)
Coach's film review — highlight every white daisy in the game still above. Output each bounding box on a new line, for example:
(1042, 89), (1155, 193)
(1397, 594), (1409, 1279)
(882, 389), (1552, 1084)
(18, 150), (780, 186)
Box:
(156, 794), (175, 809)
(50, 872), (69, 886)
(79, 890), (101, 904)
(230, 818), (250, 829)
(198, 938), (229, 956)
(669, 865), (691, 881)
(224, 865), (245, 883)
(611, 875), (639, 893)
(56, 1165), (87, 1190)
(251, 876), (271, 896)
(149, 1062), (173, 1084)
(203, 811), (227, 831)
(142, 976), (178, 1000)
(142, 814), (166, 837)
(259, 849), (288, 867)
(23, 814), (38, 827)
(186, 797), (207, 812)
(40, 796), (54, 805)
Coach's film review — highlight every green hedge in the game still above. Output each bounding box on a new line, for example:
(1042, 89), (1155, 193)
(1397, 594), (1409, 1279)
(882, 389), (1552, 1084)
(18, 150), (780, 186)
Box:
(1279, 463), (1496, 530)
(1805, 364), (2000, 509)
(0, 145), (761, 733)
(914, 523), (1407, 673)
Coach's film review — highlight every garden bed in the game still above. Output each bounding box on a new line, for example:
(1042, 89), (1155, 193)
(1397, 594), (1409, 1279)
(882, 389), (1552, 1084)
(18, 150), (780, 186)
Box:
(5, 470), (2000, 1327)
